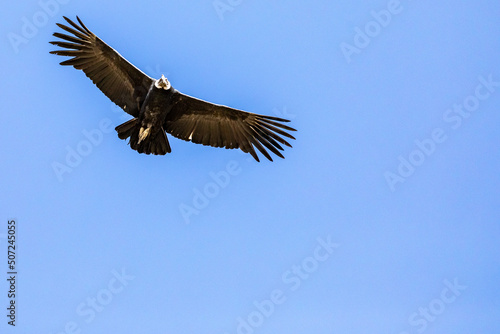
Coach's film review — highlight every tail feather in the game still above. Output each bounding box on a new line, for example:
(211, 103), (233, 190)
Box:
(115, 119), (171, 155)
(115, 118), (138, 140)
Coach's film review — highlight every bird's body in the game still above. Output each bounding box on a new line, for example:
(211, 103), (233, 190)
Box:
(121, 77), (178, 155)
(50, 16), (296, 161)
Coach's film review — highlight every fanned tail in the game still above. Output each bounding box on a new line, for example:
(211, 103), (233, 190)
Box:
(115, 119), (171, 155)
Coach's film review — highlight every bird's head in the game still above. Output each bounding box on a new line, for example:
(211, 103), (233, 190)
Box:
(155, 74), (171, 90)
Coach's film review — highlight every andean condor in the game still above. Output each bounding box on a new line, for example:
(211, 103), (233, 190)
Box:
(50, 16), (296, 161)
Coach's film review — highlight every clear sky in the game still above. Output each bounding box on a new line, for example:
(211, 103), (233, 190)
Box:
(1, 1), (499, 333)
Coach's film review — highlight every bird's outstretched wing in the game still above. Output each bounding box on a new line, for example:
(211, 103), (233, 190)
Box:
(165, 93), (296, 162)
(50, 16), (154, 117)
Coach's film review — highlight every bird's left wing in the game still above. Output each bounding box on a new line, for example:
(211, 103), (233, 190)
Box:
(50, 16), (154, 117)
(164, 93), (296, 162)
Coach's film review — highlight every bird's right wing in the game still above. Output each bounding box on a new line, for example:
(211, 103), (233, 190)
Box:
(164, 92), (296, 162)
(50, 16), (154, 117)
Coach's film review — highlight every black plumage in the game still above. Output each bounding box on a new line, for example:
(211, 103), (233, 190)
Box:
(50, 16), (296, 161)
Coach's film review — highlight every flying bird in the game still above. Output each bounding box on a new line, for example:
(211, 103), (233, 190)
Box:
(50, 16), (296, 161)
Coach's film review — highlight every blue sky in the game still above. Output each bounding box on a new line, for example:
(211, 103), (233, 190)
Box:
(1, 1), (499, 333)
